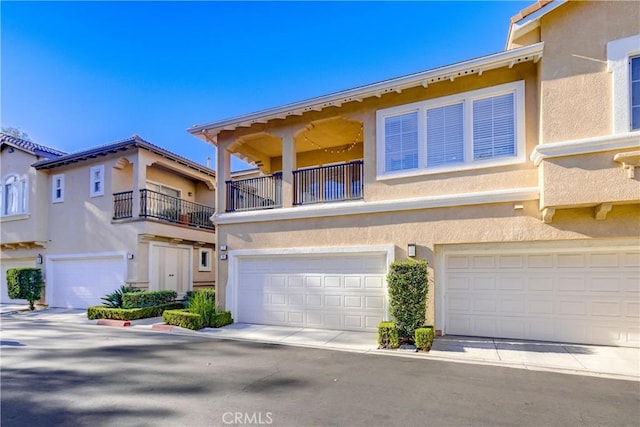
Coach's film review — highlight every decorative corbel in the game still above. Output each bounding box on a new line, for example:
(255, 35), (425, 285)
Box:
(595, 203), (612, 220)
(542, 207), (556, 224)
(613, 151), (640, 178)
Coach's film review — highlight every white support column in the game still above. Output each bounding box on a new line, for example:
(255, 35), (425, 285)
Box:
(281, 131), (297, 208)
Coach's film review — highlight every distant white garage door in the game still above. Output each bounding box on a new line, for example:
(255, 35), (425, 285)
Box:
(48, 254), (126, 309)
(443, 245), (640, 347)
(1, 260), (32, 304)
(236, 253), (389, 331)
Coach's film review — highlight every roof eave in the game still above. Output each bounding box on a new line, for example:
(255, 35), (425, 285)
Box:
(188, 42), (544, 142)
(506, 0), (566, 49)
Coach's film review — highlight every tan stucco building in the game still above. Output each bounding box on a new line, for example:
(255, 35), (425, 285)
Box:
(188, 1), (640, 347)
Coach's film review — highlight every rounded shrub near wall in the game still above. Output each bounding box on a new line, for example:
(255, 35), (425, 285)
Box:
(386, 259), (429, 341)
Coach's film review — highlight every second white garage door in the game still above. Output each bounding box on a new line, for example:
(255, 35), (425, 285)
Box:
(441, 243), (640, 347)
(48, 254), (127, 309)
(235, 252), (389, 331)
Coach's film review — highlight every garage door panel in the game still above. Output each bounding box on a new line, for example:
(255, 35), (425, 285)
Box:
(236, 253), (388, 331)
(445, 247), (640, 347)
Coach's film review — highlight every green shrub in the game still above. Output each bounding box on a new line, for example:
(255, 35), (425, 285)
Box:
(6, 268), (43, 310)
(101, 285), (140, 308)
(387, 259), (429, 340)
(187, 290), (217, 327)
(415, 326), (435, 351)
(183, 288), (215, 307)
(122, 290), (177, 308)
(211, 311), (233, 328)
(377, 321), (399, 349)
(87, 302), (183, 320)
(163, 309), (204, 330)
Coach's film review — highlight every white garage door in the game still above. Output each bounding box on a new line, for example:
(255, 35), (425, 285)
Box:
(1, 260), (32, 304)
(443, 245), (640, 347)
(236, 253), (388, 331)
(48, 254), (126, 309)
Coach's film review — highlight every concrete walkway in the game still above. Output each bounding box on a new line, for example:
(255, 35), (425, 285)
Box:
(3, 306), (639, 381)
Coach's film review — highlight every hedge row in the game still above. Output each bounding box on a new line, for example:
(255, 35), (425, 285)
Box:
(87, 302), (184, 320)
(122, 290), (177, 308)
(163, 309), (233, 330)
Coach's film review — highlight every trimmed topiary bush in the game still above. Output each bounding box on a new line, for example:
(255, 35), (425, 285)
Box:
(7, 268), (43, 310)
(415, 326), (435, 352)
(87, 302), (183, 320)
(387, 259), (429, 341)
(211, 311), (233, 328)
(163, 309), (204, 330)
(377, 321), (399, 349)
(122, 290), (177, 308)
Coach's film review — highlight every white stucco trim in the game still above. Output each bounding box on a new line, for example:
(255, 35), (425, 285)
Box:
(215, 187), (540, 225)
(434, 238), (640, 335)
(607, 34), (640, 133)
(506, 0), (566, 49)
(529, 132), (640, 166)
(225, 245), (396, 319)
(45, 251), (127, 307)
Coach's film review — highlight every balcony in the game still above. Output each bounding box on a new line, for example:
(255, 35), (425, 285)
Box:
(113, 189), (215, 231)
(225, 161), (364, 212)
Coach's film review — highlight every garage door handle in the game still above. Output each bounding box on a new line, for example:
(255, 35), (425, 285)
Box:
(168, 274), (175, 277)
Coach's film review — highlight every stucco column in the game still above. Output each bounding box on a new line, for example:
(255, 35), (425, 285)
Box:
(281, 131), (297, 208)
(131, 155), (147, 218)
(216, 146), (231, 214)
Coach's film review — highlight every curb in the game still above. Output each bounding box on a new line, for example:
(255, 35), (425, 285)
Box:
(97, 319), (131, 327)
(151, 324), (174, 332)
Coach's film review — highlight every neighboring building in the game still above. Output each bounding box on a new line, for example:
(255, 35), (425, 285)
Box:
(1, 134), (216, 308)
(188, 1), (640, 347)
(0, 133), (66, 304)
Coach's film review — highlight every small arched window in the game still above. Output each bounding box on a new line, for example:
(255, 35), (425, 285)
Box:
(1, 174), (28, 216)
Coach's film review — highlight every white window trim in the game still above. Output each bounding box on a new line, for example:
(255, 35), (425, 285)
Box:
(607, 34), (640, 133)
(198, 248), (213, 272)
(90, 165), (105, 197)
(52, 174), (65, 203)
(1, 173), (29, 216)
(376, 81), (526, 180)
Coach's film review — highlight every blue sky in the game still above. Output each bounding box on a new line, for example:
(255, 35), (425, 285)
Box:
(2, 1), (529, 171)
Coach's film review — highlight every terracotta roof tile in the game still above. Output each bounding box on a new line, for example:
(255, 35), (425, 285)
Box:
(0, 132), (66, 158)
(510, 0), (554, 24)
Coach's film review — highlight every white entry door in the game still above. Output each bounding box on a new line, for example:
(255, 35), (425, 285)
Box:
(234, 251), (389, 332)
(150, 243), (191, 296)
(441, 243), (640, 347)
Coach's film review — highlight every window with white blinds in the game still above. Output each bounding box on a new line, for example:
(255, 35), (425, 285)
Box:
(384, 111), (419, 172)
(632, 56), (640, 130)
(427, 103), (464, 167)
(377, 81), (524, 177)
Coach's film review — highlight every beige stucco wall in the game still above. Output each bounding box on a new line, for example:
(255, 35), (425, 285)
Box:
(215, 201), (639, 324)
(538, 1), (640, 143)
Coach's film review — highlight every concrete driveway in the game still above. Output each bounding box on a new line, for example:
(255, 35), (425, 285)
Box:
(4, 305), (639, 381)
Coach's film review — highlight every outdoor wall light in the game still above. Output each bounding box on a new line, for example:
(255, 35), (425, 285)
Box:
(407, 243), (416, 258)
(127, 253), (135, 260)
(36, 254), (43, 264)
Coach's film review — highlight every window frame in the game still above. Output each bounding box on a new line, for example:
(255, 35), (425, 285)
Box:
(52, 174), (65, 203)
(90, 165), (105, 197)
(198, 248), (213, 272)
(376, 80), (526, 180)
(630, 55), (640, 131)
(607, 34), (640, 133)
(1, 174), (29, 216)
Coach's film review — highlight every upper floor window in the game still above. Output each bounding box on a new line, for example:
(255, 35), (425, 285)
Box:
(607, 34), (640, 133)
(199, 248), (213, 272)
(376, 81), (525, 178)
(631, 56), (639, 130)
(90, 165), (104, 197)
(1, 174), (28, 216)
(52, 174), (65, 203)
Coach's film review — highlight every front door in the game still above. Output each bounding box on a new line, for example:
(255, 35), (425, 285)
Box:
(150, 243), (191, 297)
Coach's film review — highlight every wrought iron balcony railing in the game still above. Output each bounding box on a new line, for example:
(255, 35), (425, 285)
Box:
(225, 173), (282, 212)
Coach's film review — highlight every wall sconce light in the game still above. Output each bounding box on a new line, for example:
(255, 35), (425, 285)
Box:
(36, 254), (43, 264)
(188, 192), (193, 197)
(407, 243), (416, 258)
(127, 253), (135, 260)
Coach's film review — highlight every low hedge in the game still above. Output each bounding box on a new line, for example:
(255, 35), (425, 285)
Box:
(163, 309), (233, 330)
(377, 321), (399, 349)
(122, 290), (177, 309)
(163, 309), (203, 330)
(87, 302), (183, 320)
(415, 326), (435, 351)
